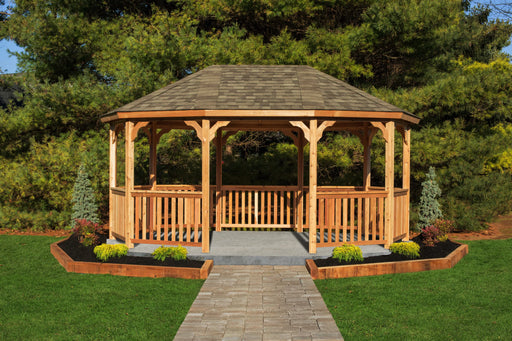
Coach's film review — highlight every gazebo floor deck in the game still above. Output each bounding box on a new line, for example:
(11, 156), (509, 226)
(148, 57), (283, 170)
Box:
(108, 231), (390, 266)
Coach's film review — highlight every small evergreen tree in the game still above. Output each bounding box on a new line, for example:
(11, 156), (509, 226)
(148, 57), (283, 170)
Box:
(71, 164), (99, 226)
(418, 167), (442, 230)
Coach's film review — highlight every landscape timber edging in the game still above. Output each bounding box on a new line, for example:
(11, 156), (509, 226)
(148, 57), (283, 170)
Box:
(50, 239), (213, 279)
(306, 243), (468, 280)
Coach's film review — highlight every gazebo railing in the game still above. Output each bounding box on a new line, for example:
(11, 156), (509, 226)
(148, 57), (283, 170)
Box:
(315, 187), (387, 246)
(216, 185), (298, 229)
(109, 185), (409, 248)
(393, 188), (409, 241)
(110, 187), (126, 241)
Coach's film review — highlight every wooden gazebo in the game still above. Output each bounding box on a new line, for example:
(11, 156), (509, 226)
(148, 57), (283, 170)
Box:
(101, 65), (419, 253)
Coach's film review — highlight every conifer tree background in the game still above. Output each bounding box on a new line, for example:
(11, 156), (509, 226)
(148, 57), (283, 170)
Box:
(418, 167), (443, 230)
(70, 164), (99, 225)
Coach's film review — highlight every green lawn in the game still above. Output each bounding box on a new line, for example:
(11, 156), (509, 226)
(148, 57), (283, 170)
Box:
(0, 235), (204, 340)
(316, 239), (512, 340)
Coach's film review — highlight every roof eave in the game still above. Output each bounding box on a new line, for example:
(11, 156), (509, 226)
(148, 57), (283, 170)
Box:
(100, 109), (420, 125)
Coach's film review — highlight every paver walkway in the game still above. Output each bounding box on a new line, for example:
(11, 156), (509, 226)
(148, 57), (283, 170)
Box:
(174, 265), (343, 341)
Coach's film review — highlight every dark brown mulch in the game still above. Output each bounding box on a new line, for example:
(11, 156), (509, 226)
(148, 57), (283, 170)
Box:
(314, 235), (462, 268)
(58, 232), (204, 268)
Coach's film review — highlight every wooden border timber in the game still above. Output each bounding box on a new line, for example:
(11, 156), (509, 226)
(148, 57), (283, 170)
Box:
(306, 243), (468, 280)
(51, 239), (213, 279)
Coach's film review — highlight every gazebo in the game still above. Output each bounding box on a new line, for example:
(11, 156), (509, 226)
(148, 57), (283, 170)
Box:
(101, 65), (419, 254)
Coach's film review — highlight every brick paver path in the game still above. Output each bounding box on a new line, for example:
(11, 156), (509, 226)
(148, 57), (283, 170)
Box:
(174, 265), (343, 341)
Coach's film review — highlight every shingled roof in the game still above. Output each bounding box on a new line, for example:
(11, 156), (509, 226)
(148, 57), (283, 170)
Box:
(102, 65), (418, 124)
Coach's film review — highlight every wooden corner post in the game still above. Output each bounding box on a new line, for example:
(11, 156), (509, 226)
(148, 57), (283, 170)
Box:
(309, 120), (318, 254)
(124, 121), (135, 248)
(385, 121), (395, 248)
(109, 125), (117, 240)
(297, 131), (305, 233)
(201, 120), (211, 253)
(149, 122), (157, 190)
(215, 129), (223, 232)
(402, 127), (411, 241)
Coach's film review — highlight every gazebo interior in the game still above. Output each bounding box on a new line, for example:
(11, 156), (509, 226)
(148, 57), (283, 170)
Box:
(101, 65), (420, 254)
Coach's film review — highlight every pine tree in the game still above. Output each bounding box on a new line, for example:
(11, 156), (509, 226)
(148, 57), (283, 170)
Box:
(70, 164), (99, 226)
(418, 167), (442, 230)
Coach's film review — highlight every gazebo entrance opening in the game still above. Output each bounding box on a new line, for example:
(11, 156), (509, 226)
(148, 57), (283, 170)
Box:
(103, 65), (419, 254)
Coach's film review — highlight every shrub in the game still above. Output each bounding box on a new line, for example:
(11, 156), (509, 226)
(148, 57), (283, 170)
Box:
(434, 219), (454, 242)
(390, 242), (420, 259)
(332, 244), (363, 263)
(93, 244), (128, 262)
(421, 225), (442, 246)
(434, 219), (455, 234)
(152, 245), (187, 261)
(71, 164), (99, 226)
(418, 167), (443, 230)
(73, 219), (103, 247)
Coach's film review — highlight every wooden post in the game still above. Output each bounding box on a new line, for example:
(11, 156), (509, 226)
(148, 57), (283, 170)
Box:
(309, 120), (318, 254)
(215, 129), (223, 232)
(385, 121), (395, 248)
(297, 131), (304, 232)
(402, 127), (411, 241)
(149, 122), (157, 190)
(363, 129), (372, 190)
(201, 120), (211, 253)
(125, 121), (135, 248)
(109, 125), (117, 239)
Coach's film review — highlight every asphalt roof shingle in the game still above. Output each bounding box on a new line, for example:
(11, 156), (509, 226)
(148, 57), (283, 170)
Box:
(109, 65), (410, 114)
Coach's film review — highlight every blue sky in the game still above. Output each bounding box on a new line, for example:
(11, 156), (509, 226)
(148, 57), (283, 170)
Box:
(0, 2), (511, 74)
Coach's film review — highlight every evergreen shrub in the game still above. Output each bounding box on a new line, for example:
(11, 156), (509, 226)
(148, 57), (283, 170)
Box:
(152, 245), (187, 261)
(93, 244), (128, 262)
(390, 242), (420, 259)
(71, 164), (99, 227)
(418, 167), (443, 230)
(332, 244), (363, 263)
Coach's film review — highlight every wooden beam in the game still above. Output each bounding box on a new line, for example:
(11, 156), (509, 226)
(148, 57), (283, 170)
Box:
(102, 109), (420, 125)
(215, 129), (223, 232)
(125, 121), (135, 248)
(362, 128), (377, 190)
(402, 127), (411, 241)
(309, 120), (318, 254)
(109, 125), (117, 240)
(149, 122), (157, 190)
(384, 121), (395, 248)
(201, 120), (211, 253)
(297, 131), (304, 232)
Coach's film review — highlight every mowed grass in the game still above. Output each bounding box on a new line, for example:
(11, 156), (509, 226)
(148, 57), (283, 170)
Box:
(0, 235), (203, 340)
(316, 239), (512, 340)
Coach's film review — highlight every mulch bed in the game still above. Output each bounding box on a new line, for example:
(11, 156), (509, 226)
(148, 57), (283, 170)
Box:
(58, 232), (204, 268)
(314, 235), (461, 267)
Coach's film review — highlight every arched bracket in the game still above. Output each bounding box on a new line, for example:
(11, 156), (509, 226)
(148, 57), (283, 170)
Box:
(396, 125), (410, 146)
(131, 121), (150, 141)
(185, 120), (231, 142)
(370, 121), (389, 142)
(290, 120), (335, 143)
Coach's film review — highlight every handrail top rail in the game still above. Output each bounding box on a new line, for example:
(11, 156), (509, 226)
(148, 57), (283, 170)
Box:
(114, 185), (408, 194)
